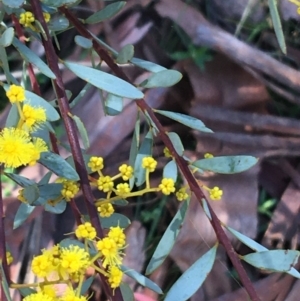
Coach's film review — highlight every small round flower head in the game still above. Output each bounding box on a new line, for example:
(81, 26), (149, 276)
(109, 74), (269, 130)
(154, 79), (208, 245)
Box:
(116, 183), (130, 196)
(204, 153), (214, 159)
(108, 226), (126, 248)
(29, 138), (48, 166)
(31, 250), (56, 278)
(41, 285), (57, 299)
(24, 292), (54, 301)
(0, 127), (35, 168)
(209, 186), (223, 201)
(88, 156), (104, 172)
(59, 245), (90, 277)
(75, 222), (96, 240)
(97, 175), (114, 193)
(159, 178), (175, 195)
(119, 164), (133, 181)
(142, 157), (157, 172)
(6, 85), (25, 103)
(59, 288), (87, 301)
(107, 265), (123, 289)
(22, 104), (47, 132)
(19, 11), (35, 28)
(57, 178), (80, 201)
(43, 12), (51, 23)
(98, 203), (114, 217)
(176, 187), (189, 201)
(163, 147), (172, 158)
(96, 238), (122, 268)
(6, 84), (25, 103)
(17, 188), (27, 203)
(6, 251), (13, 265)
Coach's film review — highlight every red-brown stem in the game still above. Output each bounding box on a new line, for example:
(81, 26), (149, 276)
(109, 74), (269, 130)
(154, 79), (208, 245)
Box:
(61, 7), (260, 301)
(0, 166), (9, 301)
(30, 1), (120, 300)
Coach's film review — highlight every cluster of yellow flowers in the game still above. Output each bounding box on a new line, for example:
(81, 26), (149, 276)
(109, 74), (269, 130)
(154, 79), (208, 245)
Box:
(19, 11), (51, 31)
(2, 85), (48, 168)
(17, 223), (126, 300)
(89, 155), (191, 215)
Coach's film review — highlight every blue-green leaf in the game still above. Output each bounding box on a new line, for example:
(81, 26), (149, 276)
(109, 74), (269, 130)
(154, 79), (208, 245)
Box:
(165, 244), (217, 301)
(12, 38), (56, 79)
(154, 110), (213, 133)
(0, 263), (12, 301)
(4, 173), (35, 187)
(74, 35), (92, 49)
(80, 276), (94, 295)
(41, 0), (80, 7)
(105, 93), (123, 116)
(163, 160), (178, 182)
(5, 104), (19, 127)
(168, 132), (184, 156)
(85, 2), (126, 24)
(134, 130), (153, 186)
(64, 61), (143, 99)
(25, 91), (60, 121)
(33, 183), (63, 206)
(48, 16), (69, 31)
(201, 198), (212, 220)
(146, 199), (190, 275)
(18, 287), (36, 298)
(0, 27), (14, 47)
(39, 152), (79, 181)
(23, 184), (39, 205)
(0, 46), (17, 84)
(59, 238), (85, 249)
(242, 250), (300, 273)
(13, 203), (35, 229)
(2, 0), (24, 8)
(71, 115), (90, 149)
(225, 225), (300, 278)
(268, 0), (286, 54)
(192, 156), (258, 174)
(131, 58), (166, 73)
(121, 265), (163, 294)
(99, 213), (131, 229)
(44, 199), (67, 213)
(116, 44), (134, 64)
(140, 70), (182, 88)
(120, 283), (134, 301)
(129, 114), (140, 189)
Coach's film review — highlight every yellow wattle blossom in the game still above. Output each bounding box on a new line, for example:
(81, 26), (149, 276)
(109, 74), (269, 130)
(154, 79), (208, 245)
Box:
(0, 127), (35, 168)
(176, 187), (189, 201)
(6, 84), (25, 103)
(88, 156), (104, 172)
(6, 251), (13, 265)
(163, 147), (172, 158)
(108, 226), (126, 248)
(119, 164), (133, 181)
(57, 178), (80, 201)
(43, 12), (51, 23)
(17, 188), (27, 203)
(59, 288), (87, 301)
(31, 249), (56, 278)
(41, 285), (57, 299)
(19, 11), (35, 29)
(22, 104), (47, 132)
(116, 183), (130, 196)
(159, 178), (175, 195)
(142, 157), (157, 172)
(29, 137), (48, 166)
(96, 237), (122, 268)
(75, 222), (96, 240)
(59, 245), (90, 277)
(204, 153), (214, 159)
(97, 175), (114, 192)
(23, 292), (54, 301)
(107, 265), (123, 289)
(209, 186), (223, 201)
(98, 203), (114, 217)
